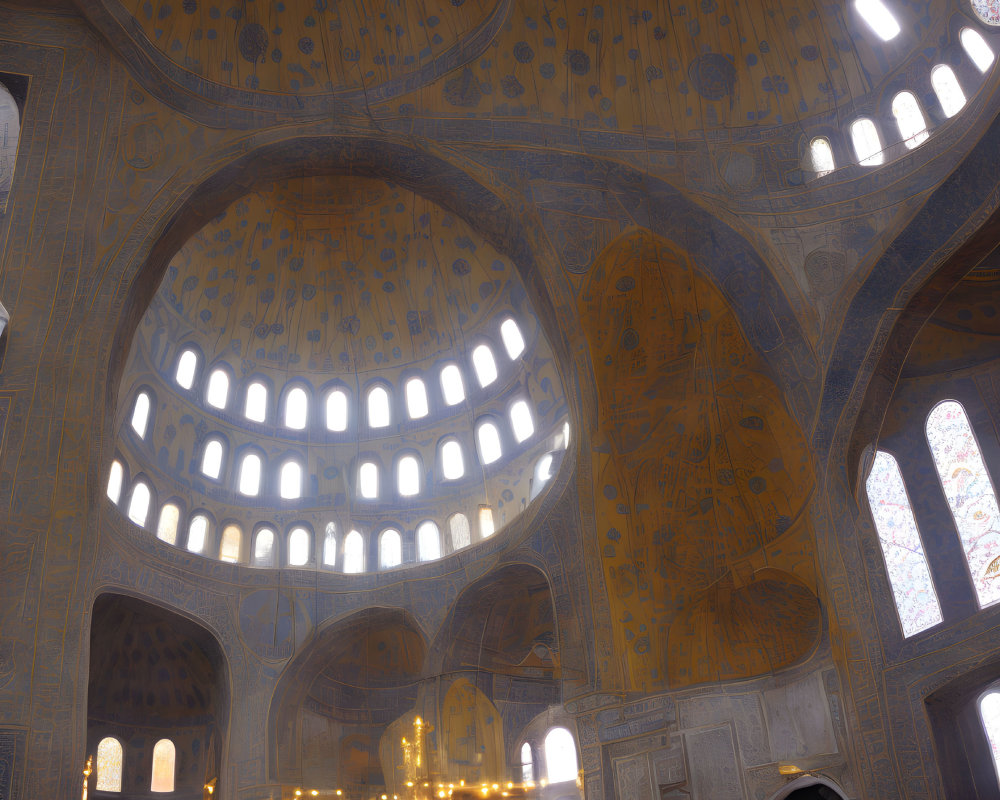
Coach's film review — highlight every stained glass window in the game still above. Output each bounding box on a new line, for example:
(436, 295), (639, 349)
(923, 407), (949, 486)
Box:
(865, 450), (943, 636)
(95, 737), (123, 792)
(449, 513), (471, 550)
(219, 524), (241, 563)
(981, 691), (1000, 784)
(544, 727), (578, 784)
(150, 739), (175, 792)
(972, 0), (1000, 27)
(926, 401), (1000, 608)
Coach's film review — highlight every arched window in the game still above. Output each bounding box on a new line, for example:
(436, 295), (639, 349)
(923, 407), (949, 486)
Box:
(520, 742), (534, 784)
(344, 529), (365, 573)
(288, 526), (310, 566)
(479, 506), (495, 538)
(809, 136), (835, 176)
(279, 460), (302, 500)
(962, 27), (995, 73)
(449, 513), (471, 550)
(865, 450), (943, 636)
(127, 481), (152, 527)
(131, 391), (151, 438)
(284, 386), (309, 429)
(107, 460), (124, 504)
(157, 503), (180, 545)
(476, 420), (503, 465)
(322, 522), (336, 567)
(535, 454), (554, 485)
(205, 368), (229, 409)
(441, 439), (465, 480)
(850, 118), (884, 166)
(380, 529), (402, 569)
(150, 738), (175, 792)
(326, 388), (349, 431)
(0, 81), (21, 210)
(972, 0), (1000, 25)
(253, 527), (276, 566)
(175, 349), (198, 390)
(238, 453), (262, 496)
(544, 727), (578, 784)
(95, 736), (123, 792)
(219, 524), (242, 563)
(510, 400), (535, 442)
(187, 514), (209, 553)
(926, 401), (1000, 608)
(500, 318), (525, 359)
(891, 91), (928, 148)
(201, 438), (224, 480)
(932, 65), (966, 118)
(472, 344), (498, 387)
(981, 691), (1000, 783)
(854, 0), (900, 40)
(405, 377), (429, 419)
(440, 364), (466, 406)
(397, 454), (420, 497)
(359, 461), (379, 499)
(245, 381), (268, 423)
(367, 386), (391, 428)
(417, 521), (441, 561)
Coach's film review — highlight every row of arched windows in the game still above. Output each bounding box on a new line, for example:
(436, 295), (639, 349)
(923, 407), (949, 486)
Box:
(865, 399), (1000, 637)
(164, 318), (527, 431)
(519, 727), (579, 786)
(95, 737), (174, 793)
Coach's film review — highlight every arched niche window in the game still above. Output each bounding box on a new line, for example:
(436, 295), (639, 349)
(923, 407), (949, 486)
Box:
(0, 80), (22, 211)
(926, 400), (1000, 608)
(175, 349), (198, 390)
(279, 460), (302, 500)
(201, 438), (225, 480)
(472, 344), (498, 388)
(187, 514), (209, 554)
(131, 391), (151, 438)
(205, 368), (230, 410)
(326, 388), (349, 431)
(476, 420), (503, 465)
(536, 454), (554, 486)
(544, 727), (578, 784)
(95, 736), (123, 792)
(380, 528), (402, 569)
(405, 377), (429, 419)
(397, 454), (420, 497)
(500, 318), (526, 359)
(127, 481), (152, 527)
(854, 0), (900, 40)
(219, 524), (242, 563)
(478, 505), (495, 538)
(156, 503), (180, 545)
(284, 386), (309, 430)
(981, 690), (1000, 783)
(520, 742), (534, 784)
(253, 527), (276, 567)
(808, 136), (835, 176)
(288, 526), (311, 566)
(150, 738), (175, 793)
(510, 400), (535, 443)
(359, 461), (379, 499)
(932, 65), (967, 118)
(238, 452), (262, 496)
(962, 27), (995, 73)
(245, 381), (268, 423)
(417, 521), (441, 561)
(343, 529), (365, 573)
(367, 385), (391, 428)
(449, 513), (471, 550)
(441, 439), (465, 480)
(864, 450), (943, 636)
(322, 522), (336, 567)
(891, 91), (928, 149)
(850, 118), (884, 166)
(107, 460), (124, 504)
(440, 363), (466, 406)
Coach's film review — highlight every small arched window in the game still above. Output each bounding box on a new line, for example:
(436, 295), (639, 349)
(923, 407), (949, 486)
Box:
(932, 65), (967, 118)
(500, 318), (526, 359)
(187, 514), (209, 553)
(405, 377), (429, 419)
(0, 81), (21, 211)
(95, 736), (123, 792)
(981, 691), (1000, 783)
(380, 529), (402, 569)
(962, 27), (995, 73)
(279, 460), (302, 500)
(441, 439), (465, 480)
(131, 391), (151, 438)
(245, 381), (268, 423)
(323, 522), (336, 567)
(253, 527), (276, 567)
(367, 386), (391, 428)
(344, 529), (365, 573)
(284, 386), (309, 430)
(238, 453), (262, 496)
(359, 461), (379, 499)
(891, 91), (928, 149)
(926, 401), (1000, 608)
(156, 503), (180, 545)
(472, 344), (498, 387)
(206, 368), (230, 409)
(520, 742), (534, 784)
(127, 481), (152, 527)
(398, 455), (420, 496)
(808, 136), (835, 176)
(440, 364), (466, 406)
(536, 454), (554, 485)
(326, 388), (349, 431)
(544, 727), (578, 784)
(850, 118), (884, 166)
(449, 513), (471, 550)
(219, 524), (242, 563)
(201, 438), (224, 480)
(476, 421), (503, 465)
(288, 526), (311, 566)
(107, 460), (124, 504)
(479, 506), (495, 538)
(150, 738), (175, 792)
(175, 349), (198, 390)
(510, 400), (535, 442)
(417, 521), (441, 561)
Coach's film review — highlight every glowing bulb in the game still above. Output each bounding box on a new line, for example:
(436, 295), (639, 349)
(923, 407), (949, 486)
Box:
(311, 793), (318, 797)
